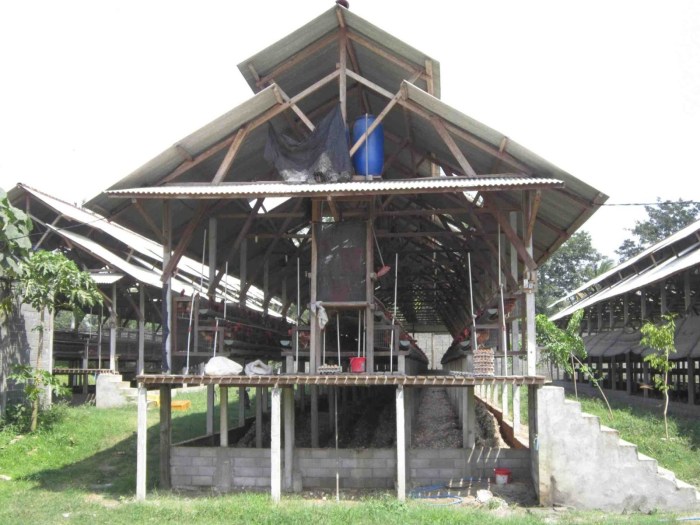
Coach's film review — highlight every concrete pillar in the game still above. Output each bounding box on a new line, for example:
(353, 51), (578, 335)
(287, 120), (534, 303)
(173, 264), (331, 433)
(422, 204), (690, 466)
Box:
(271, 386), (282, 503)
(238, 386), (246, 427)
(256, 386), (263, 448)
(138, 284), (145, 376)
(396, 385), (406, 501)
(283, 387), (295, 491)
(136, 383), (147, 500)
(162, 201), (172, 372)
(625, 353), (633, 395)
(311, 386), (319, 447)
(502, 383), (509, 421)
(688, 358), (696, 406)
(206, 385), (215, 435)
(109, 284), (117, 371)
(462, 387), (475, 448)
(159, 385), (172, 490)
(220, 387), (229, 447)
(513, 384), (521, 434)
(643, 361), (650, 398)
(405, 388), (412, 448)
(326, 386), (336, 430)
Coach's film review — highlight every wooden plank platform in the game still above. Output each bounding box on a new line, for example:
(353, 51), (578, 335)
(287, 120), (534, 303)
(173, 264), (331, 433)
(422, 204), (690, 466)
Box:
(135, 373), (547, 387)
(52, 368), (117, 375)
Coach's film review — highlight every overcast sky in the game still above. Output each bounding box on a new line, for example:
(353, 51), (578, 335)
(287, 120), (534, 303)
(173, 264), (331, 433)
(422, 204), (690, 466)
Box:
(1, 0), (698, 259)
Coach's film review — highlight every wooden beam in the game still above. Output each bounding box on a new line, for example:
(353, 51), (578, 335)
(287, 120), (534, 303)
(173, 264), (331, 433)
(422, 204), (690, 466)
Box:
(488, 205), (537, 271)
(274, 85), (315, 132)
(349, 88), (404, 156)
(132, 200), (163, 243)
(255, 32), (339, 89)
(339, 29), (348, 124)
(430, 116), (477, 177)
(211, 125), (250, 184)
(208, 198), (265, 295)
(525, 190), (542, 245)
(347, 30), (427, 82)
(160, 201), (213, 282)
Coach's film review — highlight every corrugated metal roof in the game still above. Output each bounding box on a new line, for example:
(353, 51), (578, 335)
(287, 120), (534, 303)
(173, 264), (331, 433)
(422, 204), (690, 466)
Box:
(238, 6), (441, 99)
(550, 217), (700, 310)
(550, 242), (700, 321)
(89, 273), (124, 285)
(107, 176), (564, 199)
(47, 224), (199, 295)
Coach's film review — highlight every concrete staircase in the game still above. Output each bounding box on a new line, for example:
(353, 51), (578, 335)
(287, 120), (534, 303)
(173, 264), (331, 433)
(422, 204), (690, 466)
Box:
(537, 386), (700, 513)
(95, 373), (138, 408)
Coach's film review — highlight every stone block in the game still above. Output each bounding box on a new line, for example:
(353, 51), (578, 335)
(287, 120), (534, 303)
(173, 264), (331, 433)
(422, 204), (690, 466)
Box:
(191, 475), (213, 486)
(192, 456), (215, 467)
(170, 456), (192, 466)
(196, 466), (217, 477)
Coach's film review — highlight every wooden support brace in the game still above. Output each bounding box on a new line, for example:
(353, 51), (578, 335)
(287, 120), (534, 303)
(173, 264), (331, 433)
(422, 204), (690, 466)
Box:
(161, 201), (212, 282)
(430, 116), (477, 177)
(211, 125), (250, 184)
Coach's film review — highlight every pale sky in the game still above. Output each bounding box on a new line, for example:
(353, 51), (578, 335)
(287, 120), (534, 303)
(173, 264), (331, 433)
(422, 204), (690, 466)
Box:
(1, 0), (698, 260)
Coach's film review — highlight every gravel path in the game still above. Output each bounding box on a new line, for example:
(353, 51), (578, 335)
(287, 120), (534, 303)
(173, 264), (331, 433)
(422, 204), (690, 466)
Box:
(412, 388), (462, 448)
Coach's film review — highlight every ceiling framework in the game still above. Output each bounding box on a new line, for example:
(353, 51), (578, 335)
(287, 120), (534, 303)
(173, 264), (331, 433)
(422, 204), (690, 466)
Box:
(85, 5), (606, 336)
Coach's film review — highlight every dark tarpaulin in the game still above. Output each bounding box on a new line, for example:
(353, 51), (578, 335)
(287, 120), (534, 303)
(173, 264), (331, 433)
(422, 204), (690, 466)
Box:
(264, 104), (352, 183)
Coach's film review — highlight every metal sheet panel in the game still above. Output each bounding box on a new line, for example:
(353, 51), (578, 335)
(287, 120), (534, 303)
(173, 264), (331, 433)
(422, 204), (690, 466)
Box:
(106, 176), (564, 199)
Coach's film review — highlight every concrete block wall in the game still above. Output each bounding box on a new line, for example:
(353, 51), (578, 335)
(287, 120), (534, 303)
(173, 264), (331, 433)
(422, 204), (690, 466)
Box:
(171, 446), (271, 490)
(171, 446), (530, 492)
(410, 448), (530, 486)
(1, 302), (50, 415)
(297, 448), (396, 489)
(537, 386), (700, 512)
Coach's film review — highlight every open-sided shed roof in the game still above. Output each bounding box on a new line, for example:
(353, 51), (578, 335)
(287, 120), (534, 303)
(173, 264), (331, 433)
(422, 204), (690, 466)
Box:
(85, 5), (607, 333)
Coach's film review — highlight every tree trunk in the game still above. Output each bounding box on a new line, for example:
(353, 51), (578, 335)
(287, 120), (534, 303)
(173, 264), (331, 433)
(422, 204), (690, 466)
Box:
(663, 370), (670, 440)
(571, 353), (578, 400)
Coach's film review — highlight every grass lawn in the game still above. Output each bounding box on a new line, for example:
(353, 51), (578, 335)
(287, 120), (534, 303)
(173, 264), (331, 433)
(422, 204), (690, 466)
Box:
(0, 387), (690, 524)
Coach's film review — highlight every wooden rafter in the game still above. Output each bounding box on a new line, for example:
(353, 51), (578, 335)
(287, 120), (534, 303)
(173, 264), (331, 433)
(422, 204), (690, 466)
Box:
(487, 204), (537, 271)
(211, 124), (250, 184)
(525, 190), (542, 245)
(430, 116), (478, 177)
(346, 31), (427, 82)
(132, 200), (163, 243)
(208, 198), (265, 295)
(160, 201), (217, 282)
(349, 87), (404, 156)
(254, 32), (338, 90)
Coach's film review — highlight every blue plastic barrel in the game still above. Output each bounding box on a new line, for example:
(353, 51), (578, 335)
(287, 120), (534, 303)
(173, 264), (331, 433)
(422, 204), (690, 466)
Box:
(352, 114), (384, 176)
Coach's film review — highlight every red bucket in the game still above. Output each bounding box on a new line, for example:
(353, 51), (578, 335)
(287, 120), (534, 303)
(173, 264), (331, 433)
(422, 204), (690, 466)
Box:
(494, 468), (511, 485)
(349, 357), (366, 373)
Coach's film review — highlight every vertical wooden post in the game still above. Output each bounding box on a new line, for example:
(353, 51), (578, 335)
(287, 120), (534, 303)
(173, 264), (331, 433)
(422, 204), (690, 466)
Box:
(239, 238), (247, 307)
(220, 386), (229, 447)
(366, 202), (375, 372)
(396, 385), (406, 501)
(284, 387), (295, 491)
(239, 386), (246, 427)
(513, 384), (521, 435)
(271, 386), (282, 503)
(256, 386), (263, 448)
(262, 387), (269, 414)
(159, 385), (172, 489)
(162, 201), (172, 372)
(206, 385), (215, 435)
(136, 383), (147, 500)
(660, 282), (668, 314)
(309, 201), (320, 373)
(684, 271), (692, 312)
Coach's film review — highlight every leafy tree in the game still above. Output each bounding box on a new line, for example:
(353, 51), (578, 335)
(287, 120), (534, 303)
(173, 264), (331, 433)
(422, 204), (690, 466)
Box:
(640, 314), (677, 440)
(536, 309), (612, 416)
(537, 231), (613, 315)
(0, 189), (33, 316)
(616, 198), (700, 260)
(18, 250), (102, 432)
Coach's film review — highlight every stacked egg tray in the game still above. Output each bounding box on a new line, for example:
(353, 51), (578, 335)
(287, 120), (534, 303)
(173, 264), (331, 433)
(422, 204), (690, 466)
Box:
(473, 347), (495, 376)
